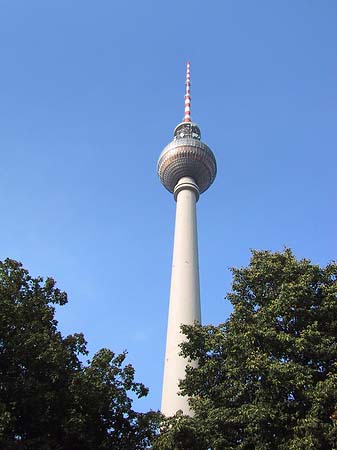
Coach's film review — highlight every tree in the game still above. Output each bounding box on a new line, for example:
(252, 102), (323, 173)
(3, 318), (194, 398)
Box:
(154, 249), (337, 450)
(0, 258), (159, 450)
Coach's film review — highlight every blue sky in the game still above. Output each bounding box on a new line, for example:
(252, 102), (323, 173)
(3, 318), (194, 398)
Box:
(1, 0), (336, 412)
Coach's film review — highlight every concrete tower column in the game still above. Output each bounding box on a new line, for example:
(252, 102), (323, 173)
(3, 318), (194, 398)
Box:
(157, 62), (217, 417)
(161, 177), (201, 417)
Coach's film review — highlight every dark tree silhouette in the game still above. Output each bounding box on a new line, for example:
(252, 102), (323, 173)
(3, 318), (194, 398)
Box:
(155, 250), (337, 450)
(0, 258), (159, 450)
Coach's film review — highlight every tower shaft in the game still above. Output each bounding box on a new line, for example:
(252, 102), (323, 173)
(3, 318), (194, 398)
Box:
(161, 177), (201, 417)
(158, 62), (216, 417)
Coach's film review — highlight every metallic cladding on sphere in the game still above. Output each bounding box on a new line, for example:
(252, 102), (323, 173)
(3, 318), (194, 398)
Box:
(157, 121), (217, 194)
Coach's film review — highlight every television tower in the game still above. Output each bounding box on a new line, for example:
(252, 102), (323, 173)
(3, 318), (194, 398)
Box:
(158, 62), (217, 416)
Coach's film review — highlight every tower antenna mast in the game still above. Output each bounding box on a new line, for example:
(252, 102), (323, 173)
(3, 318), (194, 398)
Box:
(184, 61), (191, 122)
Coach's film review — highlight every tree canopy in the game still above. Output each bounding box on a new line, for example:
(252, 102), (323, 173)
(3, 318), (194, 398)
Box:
(0, 258), (159, 450)
(155, 249), (337, 450)
(2, 251), (336, 449)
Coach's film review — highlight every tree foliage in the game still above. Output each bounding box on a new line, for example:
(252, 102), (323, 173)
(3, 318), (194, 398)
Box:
(0, 258), (159, 450)
(155, 249), (337, 450)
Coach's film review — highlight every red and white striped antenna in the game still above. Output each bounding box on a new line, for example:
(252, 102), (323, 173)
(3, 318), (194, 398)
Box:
(184, 61), (191, 122)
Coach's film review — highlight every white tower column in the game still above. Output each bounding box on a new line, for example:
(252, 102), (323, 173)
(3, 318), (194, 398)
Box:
(158, 62), (216, 417)
(161, 176), (201, 417)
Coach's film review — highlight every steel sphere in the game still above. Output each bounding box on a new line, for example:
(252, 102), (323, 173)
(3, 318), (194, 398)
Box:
(157, 123), (217, 194)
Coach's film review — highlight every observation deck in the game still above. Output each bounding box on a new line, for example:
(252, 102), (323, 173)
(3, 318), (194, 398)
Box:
(157, 121), (217, 195)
